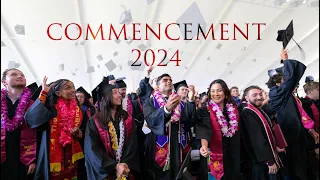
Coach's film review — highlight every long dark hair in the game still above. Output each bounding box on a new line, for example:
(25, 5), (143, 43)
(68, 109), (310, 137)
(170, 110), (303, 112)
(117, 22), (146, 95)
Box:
(207, 79), (236, 106)
(96, 91), (128, 129)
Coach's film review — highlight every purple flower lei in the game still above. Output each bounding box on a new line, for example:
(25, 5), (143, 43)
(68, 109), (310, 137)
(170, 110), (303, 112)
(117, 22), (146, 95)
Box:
(1, 87), (32, 132)
(209, 100), (239, 137)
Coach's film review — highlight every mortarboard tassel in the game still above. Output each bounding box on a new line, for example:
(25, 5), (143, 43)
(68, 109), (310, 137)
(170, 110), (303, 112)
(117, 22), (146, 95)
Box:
(292, 38), (306, 61)
(163, 122), (171, 172)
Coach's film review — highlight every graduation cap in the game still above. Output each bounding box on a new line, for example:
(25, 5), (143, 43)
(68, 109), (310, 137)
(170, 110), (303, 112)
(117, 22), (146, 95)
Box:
(96, 54), (103, 61)
(176, 2), (207, 43)
(14, 24), (25, 35)
(268, 69), (278, 77)
(268, 66), (284, 77)
(76, 86), (92, 98)
(277, 20), (294, 49)
(29, 84), (43, 101)
(137, 44), (148, 51)
(27, 82), (40, 101)
(91, 79), (117, 104)
(173, 80), (188, 92)
(108, 76), (126, 88)
(119, 9), (133, 24)
(105, 60), (117, 72)
(115, 79), (127, 88)
(277, 20), (306, 61)
(87, 66), (95, 73)
(27, 82), (38, 94)
(305, 76), (315, 83)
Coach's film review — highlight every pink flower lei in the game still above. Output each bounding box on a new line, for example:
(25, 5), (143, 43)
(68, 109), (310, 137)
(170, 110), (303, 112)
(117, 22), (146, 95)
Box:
(209, 100), (238, 137)
(55, 98), (77, 146)
(1, 87), (32, 132)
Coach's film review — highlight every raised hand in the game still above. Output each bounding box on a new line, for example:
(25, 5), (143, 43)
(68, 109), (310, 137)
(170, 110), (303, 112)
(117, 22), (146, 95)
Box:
(281, 49), (288, 60)
(146, 66), (154, 77)
(188, 85), (196, 101)
(42, 76), (54, 93)
(165, 93), (180, 111)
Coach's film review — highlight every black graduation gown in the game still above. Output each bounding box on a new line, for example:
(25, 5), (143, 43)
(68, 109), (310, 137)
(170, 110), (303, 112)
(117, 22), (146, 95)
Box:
(131, 98), (147, 179)
(143, 98), (196, 180)
(195, 104), (241, 180)
(269, 60), (315, 180)
(240, 107), (284, 180)
(84, 117), (139, 180)
(24, 99), (88, 180)
(138, 77), (154, 106)
(1, 97), (34, 180)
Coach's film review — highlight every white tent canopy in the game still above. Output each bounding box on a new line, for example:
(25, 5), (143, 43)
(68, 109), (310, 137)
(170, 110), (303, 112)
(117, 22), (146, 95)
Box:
(1, 0), (319, 97)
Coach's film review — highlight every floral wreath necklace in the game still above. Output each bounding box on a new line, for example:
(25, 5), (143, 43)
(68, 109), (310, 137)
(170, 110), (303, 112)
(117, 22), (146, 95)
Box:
(1, 88), (32, 132)
(108, 117), (126, 180)
(208, 100), (238, 137)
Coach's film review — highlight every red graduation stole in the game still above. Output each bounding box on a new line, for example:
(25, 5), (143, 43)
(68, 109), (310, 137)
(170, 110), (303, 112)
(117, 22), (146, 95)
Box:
(1, 99), (37, 166)
(49, 105), (84, 173)
(206, 105), (238, 180)
(244, 103), (282, 167)
(306, 96), (319, 133)
(94, 114), (133, 157)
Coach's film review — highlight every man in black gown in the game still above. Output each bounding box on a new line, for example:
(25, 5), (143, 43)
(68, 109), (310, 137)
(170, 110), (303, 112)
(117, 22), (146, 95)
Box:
(268, 49), (317, 180)
(143, 74), (196, 180)
(1, 69), (37, 180)
(241, 85), (284, 180)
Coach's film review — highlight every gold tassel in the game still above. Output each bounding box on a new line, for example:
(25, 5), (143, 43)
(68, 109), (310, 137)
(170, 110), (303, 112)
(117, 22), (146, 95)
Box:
(163, 157), (170, 171)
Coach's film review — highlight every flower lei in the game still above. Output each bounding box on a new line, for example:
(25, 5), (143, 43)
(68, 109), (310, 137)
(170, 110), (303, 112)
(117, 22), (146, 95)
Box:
(208, 100), (238, 137)
(153, 90), (181, 123)
(122, 95), (133, 115)
(1, 88), (32, 132)
(108, 119), (125, 162)
(56, 98), (77, 147)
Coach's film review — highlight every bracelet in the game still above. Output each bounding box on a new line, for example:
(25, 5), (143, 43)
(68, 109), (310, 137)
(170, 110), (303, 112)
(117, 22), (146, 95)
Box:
(41, 90), (48, 95)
